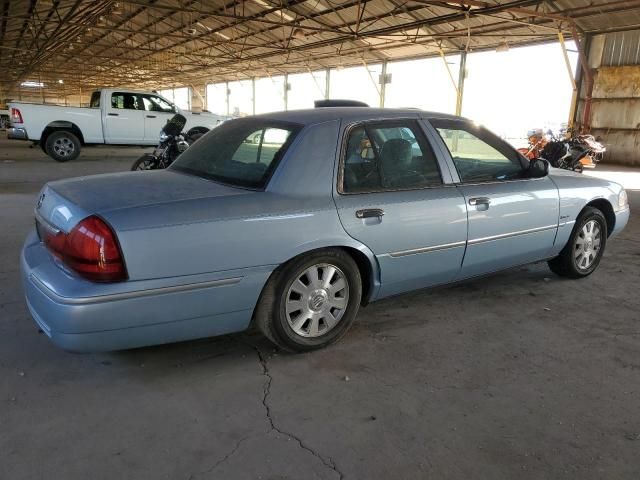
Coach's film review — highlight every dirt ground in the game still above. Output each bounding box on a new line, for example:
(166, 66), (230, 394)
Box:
(1, 136), (639, 480)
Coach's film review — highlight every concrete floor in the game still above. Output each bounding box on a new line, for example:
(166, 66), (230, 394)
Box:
(1, 137), (639, 480)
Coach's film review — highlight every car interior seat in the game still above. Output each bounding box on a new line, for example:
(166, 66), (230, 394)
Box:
(380, 138), (422, 188)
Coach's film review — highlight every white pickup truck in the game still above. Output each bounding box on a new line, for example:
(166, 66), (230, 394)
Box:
(7, 88), (226, 161)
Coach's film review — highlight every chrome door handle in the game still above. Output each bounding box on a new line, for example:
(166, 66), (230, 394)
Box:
(469, 197), (491, 206)
(356, 208), (385, 219)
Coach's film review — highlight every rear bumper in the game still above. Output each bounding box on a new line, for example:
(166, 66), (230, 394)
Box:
(7, 127), (28, 140)
(21, 230), (269, 352)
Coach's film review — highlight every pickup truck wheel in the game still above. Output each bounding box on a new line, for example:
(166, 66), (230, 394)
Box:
(186, 127), (208, 144)
(45, 131), (81, 162)
(255, 249), (362, 352)
(548, 207), (607, 278)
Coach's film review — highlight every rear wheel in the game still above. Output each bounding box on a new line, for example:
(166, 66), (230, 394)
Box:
(255, 249), (362, 352)
(548, 207), (607, 278)
(45, 130), (81, 162)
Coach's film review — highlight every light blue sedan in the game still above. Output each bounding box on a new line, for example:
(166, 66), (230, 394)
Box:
(21, 108), (630, 353)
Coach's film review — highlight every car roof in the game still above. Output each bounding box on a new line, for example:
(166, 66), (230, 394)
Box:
(250, 107), (464, 126)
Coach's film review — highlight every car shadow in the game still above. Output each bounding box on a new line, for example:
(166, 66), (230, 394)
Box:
(89, 262), (558, 376)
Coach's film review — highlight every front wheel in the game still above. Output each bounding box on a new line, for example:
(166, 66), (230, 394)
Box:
(548, 207), (607, 278)
(255, 249), (362, 352)
(45, 131), (81, 162)
(131, 154), (160, 171)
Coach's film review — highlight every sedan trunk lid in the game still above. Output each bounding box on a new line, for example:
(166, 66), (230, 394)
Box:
(36, 170), (250, 232)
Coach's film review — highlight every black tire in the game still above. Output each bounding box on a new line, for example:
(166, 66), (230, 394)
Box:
(186, 133), (204, 145)
(45, 130), (81, 162)
(548, 206), (607, 278)
(131, 154), (159, 171)
(186, 127), (208, 144)
(254, 249), (362, 352)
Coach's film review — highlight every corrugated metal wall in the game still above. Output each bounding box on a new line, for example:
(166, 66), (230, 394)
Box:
(576, 29), (640, 166)
(602, 30), (640, 66)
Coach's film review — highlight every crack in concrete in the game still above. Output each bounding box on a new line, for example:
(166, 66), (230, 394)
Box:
(253, 345), (344, 480)
(189, 436), (249, 479)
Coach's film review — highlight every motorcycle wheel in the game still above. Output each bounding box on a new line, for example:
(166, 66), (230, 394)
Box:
(131, 154), (159, 171)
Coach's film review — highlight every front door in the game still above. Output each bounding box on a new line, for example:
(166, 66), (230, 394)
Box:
(429, 119), (560, 279)
(333, 119), (468, 299)
(140, 94), (178, 142)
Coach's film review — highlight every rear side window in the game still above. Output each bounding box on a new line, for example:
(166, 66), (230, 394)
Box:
(341, 121), (442, 193)
(432, 120), (525, 183)
(90, 91), (101, 108)
(171, 119), (301, 189)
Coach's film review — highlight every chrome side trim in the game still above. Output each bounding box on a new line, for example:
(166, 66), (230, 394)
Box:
(468, 224), (557, 245)
(389, 240), (466, 258)
(30, 275), (242, 305)
(559, 219), (576, 227)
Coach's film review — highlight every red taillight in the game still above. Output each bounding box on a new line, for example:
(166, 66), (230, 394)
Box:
(43, 216), (127, 282)
(10, 107), (23, 124)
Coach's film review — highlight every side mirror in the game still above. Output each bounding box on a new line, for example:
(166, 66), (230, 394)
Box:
(528, 158), (549, 178)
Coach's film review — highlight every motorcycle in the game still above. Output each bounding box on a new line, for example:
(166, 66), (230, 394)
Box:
(518, 128), (605, 173)
(131, 114), (207, 171)
(517, 128), (548, 160)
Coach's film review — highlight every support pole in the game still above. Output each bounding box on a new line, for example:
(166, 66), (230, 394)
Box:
(284, 73), (289, 111)
(379, 60), (388, 108)
(251, 77), (256, 115)
(558, 30), (578, 132)
(439, 49), (459, 97)
(455, 51), (467, 117)
(571, 27), (593, 132)
(39, 72), (44, 104)
(325, 68), (330, 100)
(225, 81), (230, 116)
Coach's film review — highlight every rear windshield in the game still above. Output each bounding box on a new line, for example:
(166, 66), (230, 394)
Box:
(170, 118), (302, 189)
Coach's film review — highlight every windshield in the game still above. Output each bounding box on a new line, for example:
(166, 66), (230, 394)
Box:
(170, 118), (302, 189)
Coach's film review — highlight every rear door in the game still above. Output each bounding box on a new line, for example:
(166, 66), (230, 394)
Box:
(333, 119), (468, 299)
(140, 94), (178, 142)
(103, 92), (146, 144)
(429, 118), (560, 279)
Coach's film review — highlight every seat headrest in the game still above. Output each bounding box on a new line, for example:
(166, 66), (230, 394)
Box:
(380, 138), (412, 175)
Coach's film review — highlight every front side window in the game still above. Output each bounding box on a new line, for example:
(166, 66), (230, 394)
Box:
(141, 95), (175, 113)
(432, 120), (525, 183)
(342, 121), (442, 193)
(170, 119), (301, 189)
(111, 92), (142, 110)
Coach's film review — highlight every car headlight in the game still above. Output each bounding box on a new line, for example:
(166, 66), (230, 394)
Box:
(618, 189), (628, 209)
(159, 131), (169, 142)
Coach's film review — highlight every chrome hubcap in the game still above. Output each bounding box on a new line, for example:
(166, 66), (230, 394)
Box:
(285, 263), (349, 338)
(575, 220), (602, 270)
(53, 137), (74, 157)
